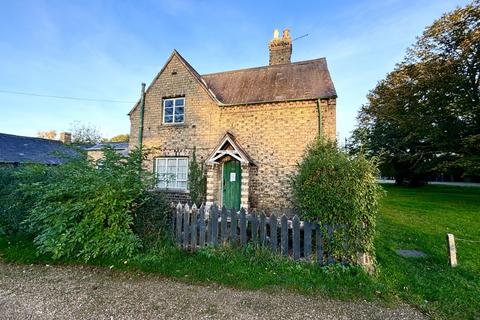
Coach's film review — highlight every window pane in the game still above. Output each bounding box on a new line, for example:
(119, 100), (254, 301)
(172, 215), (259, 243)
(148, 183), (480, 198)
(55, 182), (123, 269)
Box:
(164, 107), (173, 116)
(178, 159), (187, 168)
(164, 115), (173, 123)
(174, 114), (184, 123)
(175, 98), (184, 106)
(157, 180), (166, 188)
(177, 181), (187, 189)
(164, 100), (173, 108)
(167, 159), (177, 173)
(156, 159), (166, 173)
(174, 106), (184, 115)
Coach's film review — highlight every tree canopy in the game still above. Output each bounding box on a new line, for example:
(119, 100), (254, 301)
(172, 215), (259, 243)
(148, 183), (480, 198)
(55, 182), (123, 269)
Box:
(352, 1), (480, 185)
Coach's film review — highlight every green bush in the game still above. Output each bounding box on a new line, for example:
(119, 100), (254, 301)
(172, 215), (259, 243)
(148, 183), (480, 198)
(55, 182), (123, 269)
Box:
(292, 140), (384, 263)
(0, 165), (48, 235)
(133, 192), (172, 249)
(21, 147), (155, 261)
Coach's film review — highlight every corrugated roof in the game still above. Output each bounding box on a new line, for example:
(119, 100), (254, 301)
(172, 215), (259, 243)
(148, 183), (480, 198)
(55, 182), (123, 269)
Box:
(201, 58), (337, 105)
(0, 133), (79, 165)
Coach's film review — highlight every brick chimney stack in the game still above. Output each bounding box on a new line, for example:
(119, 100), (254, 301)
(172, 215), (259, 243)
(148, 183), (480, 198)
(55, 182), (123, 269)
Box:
(268, 28), (292, 65)
(59, 132), (72, 144)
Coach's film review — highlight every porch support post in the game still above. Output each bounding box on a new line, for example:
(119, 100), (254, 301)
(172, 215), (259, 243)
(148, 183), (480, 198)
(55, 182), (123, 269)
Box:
(240, 163), (250, 211)
(206, 163), (216, 209)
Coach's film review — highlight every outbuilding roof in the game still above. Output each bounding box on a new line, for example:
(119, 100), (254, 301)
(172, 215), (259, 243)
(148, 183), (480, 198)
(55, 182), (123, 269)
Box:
(0, 133), (79, 165)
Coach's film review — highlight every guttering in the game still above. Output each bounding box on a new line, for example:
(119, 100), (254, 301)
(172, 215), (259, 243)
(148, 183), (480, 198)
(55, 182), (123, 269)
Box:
(217, 95), (336, 107)
(138, 83), (146, 149)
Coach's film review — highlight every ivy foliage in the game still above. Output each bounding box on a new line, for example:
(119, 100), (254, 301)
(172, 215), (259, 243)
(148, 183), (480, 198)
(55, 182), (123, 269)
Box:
(188, 147), (206, 206)
(17, 147), (159, 261)
(292, 140), (384, 263)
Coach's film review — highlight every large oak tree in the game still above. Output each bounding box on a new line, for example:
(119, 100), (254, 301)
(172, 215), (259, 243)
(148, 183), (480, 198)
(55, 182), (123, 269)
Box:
(352, 1), (480, 185)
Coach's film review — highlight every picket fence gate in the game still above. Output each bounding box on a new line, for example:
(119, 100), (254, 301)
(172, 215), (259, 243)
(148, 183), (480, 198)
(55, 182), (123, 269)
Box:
(172, 203), (348, 266)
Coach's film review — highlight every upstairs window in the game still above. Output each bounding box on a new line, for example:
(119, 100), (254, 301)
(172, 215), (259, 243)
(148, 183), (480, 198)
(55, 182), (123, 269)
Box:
(163, 97), (185, 124)
(155, 157), (188, 190)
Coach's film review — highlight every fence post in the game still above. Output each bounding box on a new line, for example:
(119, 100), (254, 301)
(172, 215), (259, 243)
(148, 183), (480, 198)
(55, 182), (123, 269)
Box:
(259, 212), (266, 245)
(292, 215), (300, 260)
(190, 204), (198, 249)
(183, 204), (190, 249)
(210, 204), (219, 246)
(304, 221), (312, 262)
(239, 208), (247, 246)
(251, 211), (258, 242)
(230, 208), (238, 245)
(270, 214), (278, 253)
(221, 206), (228, 243)
(175, 203), (183, 245)
(198, 204), (206, 247)
(316, 224), (324, 266)
(281, 214), (288, 256)
(446, 233), (457, 267)
(327, 224), (334, 264)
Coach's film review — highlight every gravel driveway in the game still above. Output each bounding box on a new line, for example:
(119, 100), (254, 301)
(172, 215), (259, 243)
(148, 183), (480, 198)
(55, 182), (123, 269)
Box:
(0, 261), (425, 319)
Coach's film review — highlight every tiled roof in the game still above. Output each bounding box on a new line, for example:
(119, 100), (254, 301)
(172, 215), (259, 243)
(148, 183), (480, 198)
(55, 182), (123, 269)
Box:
(0, 133), (78, 165)
(201, 58), (337, 105)
(128, 51), (337, 115)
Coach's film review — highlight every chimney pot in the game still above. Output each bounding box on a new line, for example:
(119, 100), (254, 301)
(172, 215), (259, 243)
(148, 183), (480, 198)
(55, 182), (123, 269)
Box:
(273, 29), (279, 39)
(268, 28), (292, 65)
(59, 132), (72, 144)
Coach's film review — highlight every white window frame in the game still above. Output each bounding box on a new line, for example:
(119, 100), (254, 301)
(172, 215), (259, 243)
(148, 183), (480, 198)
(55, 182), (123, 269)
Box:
(162, 97), (185, 124)
(155, 157), (188, 190)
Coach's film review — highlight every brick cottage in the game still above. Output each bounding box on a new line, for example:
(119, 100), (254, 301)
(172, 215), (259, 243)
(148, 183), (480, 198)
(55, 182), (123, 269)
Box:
(128, 29), (337, 211)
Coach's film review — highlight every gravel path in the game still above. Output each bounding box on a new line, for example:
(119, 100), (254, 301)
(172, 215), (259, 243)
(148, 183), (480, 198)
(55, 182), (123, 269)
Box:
(0, 262), (425, 320)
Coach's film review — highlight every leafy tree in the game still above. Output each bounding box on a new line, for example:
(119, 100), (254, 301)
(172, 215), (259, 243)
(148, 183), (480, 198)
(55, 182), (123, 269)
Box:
(352, 1), (480, 185)
(188, 147), (206, 206)
(37, 130), (57, 140)
(292, 141), (383, 265)
(70, 121), (102, 145)
(110, 134), (129, 142)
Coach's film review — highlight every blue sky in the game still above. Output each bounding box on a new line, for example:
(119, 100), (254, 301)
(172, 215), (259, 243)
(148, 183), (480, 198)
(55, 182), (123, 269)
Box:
(0, 0), (469, 142)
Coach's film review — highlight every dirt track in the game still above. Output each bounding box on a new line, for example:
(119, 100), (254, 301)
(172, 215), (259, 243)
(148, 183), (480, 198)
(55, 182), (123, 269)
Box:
(0, 262), (425, 319)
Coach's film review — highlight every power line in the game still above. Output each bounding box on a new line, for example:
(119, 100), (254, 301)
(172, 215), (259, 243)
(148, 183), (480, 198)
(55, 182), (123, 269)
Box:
(292, 33), (309, 41)
(0, 89), (135, 104)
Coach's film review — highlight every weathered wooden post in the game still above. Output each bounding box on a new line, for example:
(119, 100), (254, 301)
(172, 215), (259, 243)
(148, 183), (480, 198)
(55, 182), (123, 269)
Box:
(281, 214), (288, 256)
(190, 204), (198, 249)
(446, 233), (457, 267)
(270, 214), (278, 253)
(198, 204), (206, 247)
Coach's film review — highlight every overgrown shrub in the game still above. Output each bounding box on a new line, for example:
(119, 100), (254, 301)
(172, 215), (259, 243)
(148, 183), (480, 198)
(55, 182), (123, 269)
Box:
(21, 147), (155, 261)
(292, 140), (384, 264)
(0, 165), (47, 235)
(133, 192), (172, 249)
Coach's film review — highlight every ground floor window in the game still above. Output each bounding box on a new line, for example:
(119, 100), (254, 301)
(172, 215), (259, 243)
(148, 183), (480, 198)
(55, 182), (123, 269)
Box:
(155, 157), (188, 190)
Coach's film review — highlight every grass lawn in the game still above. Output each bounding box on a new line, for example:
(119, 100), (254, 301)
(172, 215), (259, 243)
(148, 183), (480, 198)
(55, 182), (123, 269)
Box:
(1, 184), (479, 319)
(376, 184), (480, 319)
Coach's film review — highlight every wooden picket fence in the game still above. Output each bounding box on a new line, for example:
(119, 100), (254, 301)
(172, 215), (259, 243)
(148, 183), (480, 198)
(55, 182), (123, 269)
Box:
(172, 203), (349, 266)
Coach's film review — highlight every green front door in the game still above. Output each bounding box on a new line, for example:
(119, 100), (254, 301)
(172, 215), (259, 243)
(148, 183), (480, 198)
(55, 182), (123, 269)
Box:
(222, 160), (242, 211)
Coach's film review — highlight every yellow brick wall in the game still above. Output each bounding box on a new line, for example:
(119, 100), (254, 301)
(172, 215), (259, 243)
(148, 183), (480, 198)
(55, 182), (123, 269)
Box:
(129, 53), (336, 209)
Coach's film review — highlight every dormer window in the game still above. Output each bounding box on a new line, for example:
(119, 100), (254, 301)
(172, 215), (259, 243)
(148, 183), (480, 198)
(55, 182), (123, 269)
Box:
(163, 97), (185, 124)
